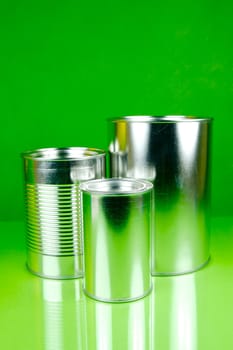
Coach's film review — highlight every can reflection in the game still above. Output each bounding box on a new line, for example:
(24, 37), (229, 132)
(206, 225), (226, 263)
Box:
(153, 275), (197, 350)
(41, 279), (86, 350)
(84, 291), (152, 350)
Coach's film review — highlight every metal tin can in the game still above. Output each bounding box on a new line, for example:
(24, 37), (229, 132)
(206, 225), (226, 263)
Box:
(22, 147), (106, 279)
(80, 178), (153, 302)
(109, 116), (212, 275)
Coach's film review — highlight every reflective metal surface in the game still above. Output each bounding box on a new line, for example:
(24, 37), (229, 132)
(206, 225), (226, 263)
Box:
(84, 288), (152, 350)
(41, 279), (85, 350)
(80, 178), (153, 302)
(153, 274), (198, 350)
(23, 147), (106, 279)
(109, 116), (212, 275)
(1, 218), (233, 350)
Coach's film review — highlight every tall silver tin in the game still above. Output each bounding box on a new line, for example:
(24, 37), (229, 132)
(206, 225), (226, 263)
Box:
(23, 147), (106, 279)
(80, 178), (153, 302)
(109, 116), (212, 275)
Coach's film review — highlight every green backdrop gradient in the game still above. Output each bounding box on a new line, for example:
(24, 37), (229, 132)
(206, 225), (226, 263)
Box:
(1, 3), (233, 349)
(0, 1), (232, 220)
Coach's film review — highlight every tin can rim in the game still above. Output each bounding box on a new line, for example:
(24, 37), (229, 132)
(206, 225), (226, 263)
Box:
(22, 147), (106, 161)
(111, 115), (213, 123)
(80, 178), (153, 195)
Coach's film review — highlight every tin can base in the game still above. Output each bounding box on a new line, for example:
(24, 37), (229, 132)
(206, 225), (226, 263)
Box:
(27, 251), (83, 279)
(152, 257), (210, 277)
(83, 285), (153, 303)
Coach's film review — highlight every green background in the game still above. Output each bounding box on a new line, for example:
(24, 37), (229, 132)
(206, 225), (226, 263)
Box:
(0, 0), (232, 220)
(1, 3), (233, 349)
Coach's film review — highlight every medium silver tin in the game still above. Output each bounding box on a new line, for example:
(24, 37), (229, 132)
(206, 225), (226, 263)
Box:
(80, 178), (153, 302)
(22, 147), (106, 279)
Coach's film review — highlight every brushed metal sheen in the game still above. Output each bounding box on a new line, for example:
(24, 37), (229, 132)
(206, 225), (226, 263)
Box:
(23, 147), (106, 279)
(81, 178), (153, 302)
(109, 116), (212, 275)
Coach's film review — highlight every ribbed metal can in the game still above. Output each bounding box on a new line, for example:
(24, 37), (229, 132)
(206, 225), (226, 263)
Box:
(80, 178), (153, 302)
(22, 147), (106, 279)
(109, 116), (212, 275)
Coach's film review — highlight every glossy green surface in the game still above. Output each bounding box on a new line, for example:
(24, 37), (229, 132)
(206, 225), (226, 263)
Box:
(0, 1), (233, 220)
(1, 218), (233, 349)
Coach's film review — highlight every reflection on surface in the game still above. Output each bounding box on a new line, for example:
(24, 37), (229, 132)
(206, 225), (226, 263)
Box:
(38, 278), (152, 350)
(1, 220), (233, 350)
(127, 123), (156, 181)
(176, 122), (200, 169)
(170, 275), (197, 350)
(153, 274), (197, 350)
(84, 291), (152, 350)
(41, 279), (85, 350)
(37, 274), (198, 350)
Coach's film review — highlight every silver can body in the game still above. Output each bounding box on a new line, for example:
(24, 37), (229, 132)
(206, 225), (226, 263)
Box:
(80, 178), (153, 302)
(109, 116), (212, 275)
(23, 147), (106, 279)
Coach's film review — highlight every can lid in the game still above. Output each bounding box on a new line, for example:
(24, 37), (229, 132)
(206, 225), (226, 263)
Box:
(80, 178), (153, 195)
(22, 147), (106, 161)
(112, 115), (212, 123)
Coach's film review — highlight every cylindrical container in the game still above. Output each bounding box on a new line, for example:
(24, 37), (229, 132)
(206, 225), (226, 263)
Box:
(109, 116), (212, 275)
(23, 147), (106, 279)
(80, 178), (153, 302)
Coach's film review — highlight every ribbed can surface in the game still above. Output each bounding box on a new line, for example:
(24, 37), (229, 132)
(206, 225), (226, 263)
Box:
(26, 184), (82, 256)
(23, 147), (106, 279)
